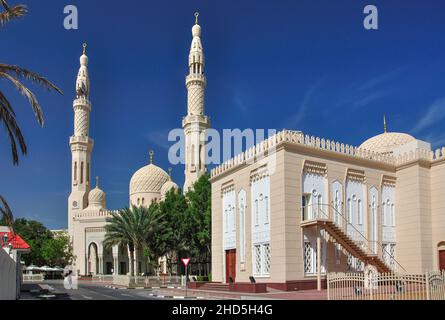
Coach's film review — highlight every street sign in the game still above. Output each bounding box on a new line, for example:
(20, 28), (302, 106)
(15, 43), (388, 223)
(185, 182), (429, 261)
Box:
(181, 258), (191, 267)
(181, 258), (191, 297)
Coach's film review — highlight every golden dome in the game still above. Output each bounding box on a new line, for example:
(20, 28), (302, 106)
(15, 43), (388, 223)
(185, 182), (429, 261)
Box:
(360, 132), (415, 154)
(129, 164), (170, 195)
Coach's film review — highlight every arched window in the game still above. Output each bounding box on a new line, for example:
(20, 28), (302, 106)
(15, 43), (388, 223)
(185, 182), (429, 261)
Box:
(87, 162), (90, 184)
(264, 196), (269, 224)
(317, 194), (323, 218)
(255, 200), (259, 226)
(137, 198), (140, 206)
(74, 162), (77, 182)
(391, 203), (395, 227)
(80, 162), (84, 184)
(358, 200), (363, 225)
(382, 202), (386, 227)
(191, 145), (195, 166)
(231, 206), (236, 231)
(224, 208), (228, 233)
(347, 198), (352, 223)
(142, 198), (145, 206)
(239, 195), (246, 263)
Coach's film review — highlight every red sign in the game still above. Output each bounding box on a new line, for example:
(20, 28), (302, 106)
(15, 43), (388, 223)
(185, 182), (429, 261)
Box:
(181, 258), (191, 267)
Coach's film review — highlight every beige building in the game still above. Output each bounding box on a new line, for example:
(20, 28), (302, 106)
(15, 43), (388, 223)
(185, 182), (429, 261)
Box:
(68, 15), (208, 276)
(210, 128), (445, 290)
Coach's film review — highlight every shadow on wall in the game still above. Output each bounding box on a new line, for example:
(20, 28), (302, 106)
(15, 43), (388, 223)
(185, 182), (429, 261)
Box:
(0, 249), (18, 300)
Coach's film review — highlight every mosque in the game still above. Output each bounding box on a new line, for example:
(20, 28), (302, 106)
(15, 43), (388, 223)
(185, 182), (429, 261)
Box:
(67, 13), (445, 290)
(67, 14), (209, 276)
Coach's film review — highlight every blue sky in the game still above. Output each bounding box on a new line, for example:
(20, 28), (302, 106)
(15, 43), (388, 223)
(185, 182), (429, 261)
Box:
(1, 0), (444, 229)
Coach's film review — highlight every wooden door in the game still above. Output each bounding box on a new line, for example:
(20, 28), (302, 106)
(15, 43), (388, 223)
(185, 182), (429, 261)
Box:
(225, 249), (236, 283)
(439, 250), (445, 271)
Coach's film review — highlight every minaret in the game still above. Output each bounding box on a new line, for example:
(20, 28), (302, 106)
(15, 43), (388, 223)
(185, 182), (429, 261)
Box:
(68, 43), (94, 237)
(183, 12), (210, 191)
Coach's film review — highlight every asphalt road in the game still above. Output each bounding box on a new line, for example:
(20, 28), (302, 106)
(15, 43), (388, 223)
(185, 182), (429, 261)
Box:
(21, 280), (167, 300)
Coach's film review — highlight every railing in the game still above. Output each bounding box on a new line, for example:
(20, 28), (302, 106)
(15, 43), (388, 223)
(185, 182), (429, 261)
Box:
(110, 275), (183, 288)
(92, 274), (114, 282)
(301, 203), (406, 272)
(328, 271), (445, 300)
(23, 274), (45, 282)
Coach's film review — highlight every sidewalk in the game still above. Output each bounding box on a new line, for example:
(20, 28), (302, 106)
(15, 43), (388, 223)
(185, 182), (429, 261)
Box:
(152, 287), (328, 300)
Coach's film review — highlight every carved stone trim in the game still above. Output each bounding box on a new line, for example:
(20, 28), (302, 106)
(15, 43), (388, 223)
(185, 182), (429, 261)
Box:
(303, 160), (327, 176)
(346, 168), (366, 183)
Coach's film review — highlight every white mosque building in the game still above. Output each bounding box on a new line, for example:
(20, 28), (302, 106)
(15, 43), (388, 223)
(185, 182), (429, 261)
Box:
(67, 14), (209, 276)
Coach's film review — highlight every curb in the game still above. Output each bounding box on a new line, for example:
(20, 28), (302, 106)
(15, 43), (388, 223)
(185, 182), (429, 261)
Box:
(147, 293), (206, 300)
(104, 285), (182, 290)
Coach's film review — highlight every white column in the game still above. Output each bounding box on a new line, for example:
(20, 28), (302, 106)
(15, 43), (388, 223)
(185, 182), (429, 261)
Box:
(317, 233), (321, 291)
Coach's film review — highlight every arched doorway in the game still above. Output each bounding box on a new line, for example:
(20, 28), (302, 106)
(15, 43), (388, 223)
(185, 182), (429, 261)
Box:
(438, 242), (445, 271)
(88, 242), (99, 276)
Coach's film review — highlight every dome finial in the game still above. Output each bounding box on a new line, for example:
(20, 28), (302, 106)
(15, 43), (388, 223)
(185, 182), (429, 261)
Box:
(149, 150), (154, 164)
(82, 43), (87, 55)
(383, 114), (388, 133)
(194, 12), (199, 25)
(95, 176), (99, 188)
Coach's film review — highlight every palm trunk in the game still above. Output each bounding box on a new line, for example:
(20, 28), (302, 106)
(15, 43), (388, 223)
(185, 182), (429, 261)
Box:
(134, 248), (138, 276)
(129, 247), (135, 277)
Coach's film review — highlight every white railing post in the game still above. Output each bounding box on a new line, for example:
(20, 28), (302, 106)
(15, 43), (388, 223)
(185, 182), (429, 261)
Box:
(425, 272), (430, 300)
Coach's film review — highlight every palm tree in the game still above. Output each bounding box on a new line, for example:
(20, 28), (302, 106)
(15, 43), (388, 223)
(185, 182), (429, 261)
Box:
(103, 206), (165, 276)
(0, 1), (62, 227)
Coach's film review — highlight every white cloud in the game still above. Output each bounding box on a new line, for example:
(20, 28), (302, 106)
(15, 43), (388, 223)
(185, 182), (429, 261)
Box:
(412, 97), (445, 133)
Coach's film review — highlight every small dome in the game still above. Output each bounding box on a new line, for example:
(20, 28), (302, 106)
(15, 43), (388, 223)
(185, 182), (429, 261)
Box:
(88, 186), (106, 209)
(130, 164), (170, 195)
(161, 180), (179, 198)
(360, 132), (416, 154)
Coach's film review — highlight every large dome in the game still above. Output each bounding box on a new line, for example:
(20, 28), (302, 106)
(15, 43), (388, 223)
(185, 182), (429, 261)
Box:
(360, 132), (416, 154)
(129, 163), (170, 195)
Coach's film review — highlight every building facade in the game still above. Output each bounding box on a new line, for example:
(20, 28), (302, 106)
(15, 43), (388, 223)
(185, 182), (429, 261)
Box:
(210, 129), (445, 290)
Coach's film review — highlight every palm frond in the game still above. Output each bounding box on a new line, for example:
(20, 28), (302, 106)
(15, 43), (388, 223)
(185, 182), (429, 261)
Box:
(0, 64), (62, 94)
(0, 3), (27, 26)
(0, 71), (45, 126)
(0, 93), (27, 164)
(0, 195), (14, 231)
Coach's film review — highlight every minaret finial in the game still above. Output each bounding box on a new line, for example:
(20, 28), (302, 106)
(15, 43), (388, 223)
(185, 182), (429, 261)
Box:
(149, 150), (154, 164)
(95, 176), (99, 188)
(82, 43), (87, 55)
(383, 114), (388, 133)
(195, 12), (199, 25)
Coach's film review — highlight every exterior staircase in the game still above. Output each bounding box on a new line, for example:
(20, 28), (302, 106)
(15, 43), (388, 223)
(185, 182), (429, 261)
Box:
(301, 204), (405, 274)
(301, 218), (390, 273)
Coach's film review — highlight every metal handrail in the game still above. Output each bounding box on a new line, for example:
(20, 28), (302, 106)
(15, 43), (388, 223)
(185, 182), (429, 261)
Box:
(301, 203), (406, 272)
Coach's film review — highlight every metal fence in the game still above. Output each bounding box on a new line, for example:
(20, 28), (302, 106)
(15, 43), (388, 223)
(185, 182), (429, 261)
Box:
(92, 274), (184, 287)
(328, 271), (445, 300)
(22, 274), (45, 282)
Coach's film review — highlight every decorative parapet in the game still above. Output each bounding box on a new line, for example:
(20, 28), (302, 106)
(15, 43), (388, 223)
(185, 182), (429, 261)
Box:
(395, 147), (445, 167)
(74, 209), (119, 219)
(211, 130), (395, 179)
(210, 130), (445, 180)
